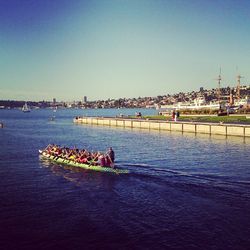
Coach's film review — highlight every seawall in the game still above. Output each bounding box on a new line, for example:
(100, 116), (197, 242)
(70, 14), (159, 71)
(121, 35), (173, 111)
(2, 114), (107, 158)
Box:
(74, 117), (250, 138)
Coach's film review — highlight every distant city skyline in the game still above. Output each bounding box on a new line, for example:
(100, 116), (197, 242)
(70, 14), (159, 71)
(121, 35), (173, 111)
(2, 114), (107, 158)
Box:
(1, 0), (250, 101)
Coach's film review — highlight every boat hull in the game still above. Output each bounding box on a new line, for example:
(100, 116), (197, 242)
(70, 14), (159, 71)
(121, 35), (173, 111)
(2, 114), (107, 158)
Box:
(39, 151), (129, 174)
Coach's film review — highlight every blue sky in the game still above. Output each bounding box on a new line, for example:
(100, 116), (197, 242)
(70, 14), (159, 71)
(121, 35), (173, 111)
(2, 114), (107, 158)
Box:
(0, 0), (250, 101)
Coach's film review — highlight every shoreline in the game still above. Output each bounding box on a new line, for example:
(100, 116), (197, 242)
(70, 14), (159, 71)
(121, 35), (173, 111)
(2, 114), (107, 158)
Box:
(74, 116), (250, 138)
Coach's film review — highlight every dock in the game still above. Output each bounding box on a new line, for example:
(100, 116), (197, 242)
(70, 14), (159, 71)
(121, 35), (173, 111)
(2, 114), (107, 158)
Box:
(74, 116), (250, 138)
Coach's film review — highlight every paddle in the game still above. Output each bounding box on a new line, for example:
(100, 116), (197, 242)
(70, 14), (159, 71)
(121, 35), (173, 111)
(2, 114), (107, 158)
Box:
(87, 153), (101, 167)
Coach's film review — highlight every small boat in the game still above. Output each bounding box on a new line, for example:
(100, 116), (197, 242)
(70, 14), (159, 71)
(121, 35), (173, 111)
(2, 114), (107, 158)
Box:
(39, 150), (129, 174)
(22, 102), (31, 112)
(48, 115), (56, 121)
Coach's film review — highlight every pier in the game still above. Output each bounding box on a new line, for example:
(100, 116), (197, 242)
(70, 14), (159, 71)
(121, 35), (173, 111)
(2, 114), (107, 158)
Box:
(74, 117), (250, 138)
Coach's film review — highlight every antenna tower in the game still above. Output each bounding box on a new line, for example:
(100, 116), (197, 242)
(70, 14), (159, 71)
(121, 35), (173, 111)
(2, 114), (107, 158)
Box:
(236, 74), (243, 100)
(216, 68), (222, 103)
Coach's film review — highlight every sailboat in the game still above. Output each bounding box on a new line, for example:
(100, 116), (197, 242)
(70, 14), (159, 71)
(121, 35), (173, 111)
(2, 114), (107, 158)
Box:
(22, 102), (31, 112)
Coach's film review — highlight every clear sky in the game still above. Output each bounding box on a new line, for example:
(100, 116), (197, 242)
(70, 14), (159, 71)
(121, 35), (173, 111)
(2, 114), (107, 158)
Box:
(0, 0), (250, 101)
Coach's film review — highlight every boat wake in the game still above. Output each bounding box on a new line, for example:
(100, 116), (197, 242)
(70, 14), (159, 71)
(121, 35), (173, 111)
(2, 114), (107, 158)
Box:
(119, 162), (250, 196)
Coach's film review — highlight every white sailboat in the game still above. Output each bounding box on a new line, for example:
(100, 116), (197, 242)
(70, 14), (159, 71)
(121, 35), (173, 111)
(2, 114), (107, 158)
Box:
(22, 102), (31, 112)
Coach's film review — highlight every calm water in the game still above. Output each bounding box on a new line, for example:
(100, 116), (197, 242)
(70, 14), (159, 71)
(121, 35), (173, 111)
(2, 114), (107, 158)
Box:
(0, 109), (249, 250)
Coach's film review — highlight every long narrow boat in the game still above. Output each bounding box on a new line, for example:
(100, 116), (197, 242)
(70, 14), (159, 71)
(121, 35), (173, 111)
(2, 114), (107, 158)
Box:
(39, 150), (129, 174)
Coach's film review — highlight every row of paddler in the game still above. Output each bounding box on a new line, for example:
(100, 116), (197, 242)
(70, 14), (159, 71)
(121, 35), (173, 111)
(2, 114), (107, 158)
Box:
(41, 144), (115, 168)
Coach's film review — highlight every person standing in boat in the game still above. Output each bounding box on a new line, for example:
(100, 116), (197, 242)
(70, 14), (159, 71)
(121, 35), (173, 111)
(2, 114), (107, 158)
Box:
(106, 147), (115, 167)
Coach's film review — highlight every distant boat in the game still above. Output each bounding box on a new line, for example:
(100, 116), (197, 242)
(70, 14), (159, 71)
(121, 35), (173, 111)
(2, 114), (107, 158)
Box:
(53, 106), (57, 112)
(22, 102), (31, 112)
(49, 115), (56, 122)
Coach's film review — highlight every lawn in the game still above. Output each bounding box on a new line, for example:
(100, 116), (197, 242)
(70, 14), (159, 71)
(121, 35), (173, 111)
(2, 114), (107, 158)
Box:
(142, 115), (250, 124)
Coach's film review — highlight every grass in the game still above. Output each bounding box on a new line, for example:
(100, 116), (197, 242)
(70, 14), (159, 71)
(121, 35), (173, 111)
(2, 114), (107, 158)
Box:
(142, 115), (250, 124)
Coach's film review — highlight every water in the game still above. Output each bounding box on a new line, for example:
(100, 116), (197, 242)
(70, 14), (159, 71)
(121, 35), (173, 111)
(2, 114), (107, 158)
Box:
(0, 108), (249, 250)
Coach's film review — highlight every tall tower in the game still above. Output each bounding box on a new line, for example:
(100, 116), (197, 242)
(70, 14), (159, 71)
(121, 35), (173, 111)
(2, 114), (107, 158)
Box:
(236, 74), (243, 100)
(216, 68), (222, 103)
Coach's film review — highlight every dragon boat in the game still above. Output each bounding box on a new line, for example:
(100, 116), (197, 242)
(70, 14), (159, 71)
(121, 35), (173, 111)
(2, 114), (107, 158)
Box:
(39, 150), (129, 174)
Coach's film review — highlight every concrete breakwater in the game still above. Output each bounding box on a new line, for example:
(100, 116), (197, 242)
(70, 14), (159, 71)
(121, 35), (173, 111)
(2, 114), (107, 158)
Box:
(74, 116), (250, 138)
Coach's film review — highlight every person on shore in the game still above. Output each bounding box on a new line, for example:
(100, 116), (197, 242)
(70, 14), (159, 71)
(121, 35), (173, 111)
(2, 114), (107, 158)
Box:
(172, 110), (176, 121)
(135, 112), (142, 118)
(175, 110), (179, 122)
